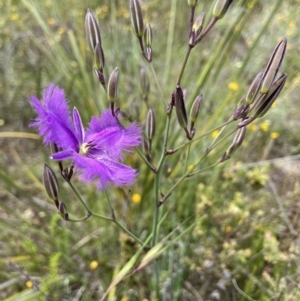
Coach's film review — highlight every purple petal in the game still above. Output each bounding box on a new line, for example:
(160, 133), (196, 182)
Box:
(29, 85), (78, 151)
(73, 153), (138, 190)
(85, 110), (142, 159)
(51, 149), (75, 161)
(73, 107), (85, 144)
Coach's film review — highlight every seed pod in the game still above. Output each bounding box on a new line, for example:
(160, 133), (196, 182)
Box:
(130, 0), (144, 38)
(85, 9), (101, 52)
(43, 164), (59, 208)
(260, 38), (287, 94)
(221, 126), (246, 162)
(107, 67), (119, 102)
(94, 43), (105, 73)
(189, 13), (205, 47)
(189, 94), (203, 135)
(145, 108), (156, 141)
(213, 0), (233, 20)
(175, 85), (188, 130)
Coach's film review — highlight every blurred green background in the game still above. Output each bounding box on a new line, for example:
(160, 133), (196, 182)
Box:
(1, 0), (300, 300)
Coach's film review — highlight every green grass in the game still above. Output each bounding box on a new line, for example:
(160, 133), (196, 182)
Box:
(1, 0), (300, 300)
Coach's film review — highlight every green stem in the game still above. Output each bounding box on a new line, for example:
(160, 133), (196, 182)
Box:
(177, 46), (192, 85)
(135, 146), (157, 172)
(151, 108), (173, 246)
(67, 181), (144, 245)
(150, 62), (166, 106)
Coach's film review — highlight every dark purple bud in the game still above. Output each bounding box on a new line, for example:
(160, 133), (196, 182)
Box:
(260, 38), (287, 94)
(189, 13), (205, 47)
(175, 85), (188, 130)
(213, 0), (233, 20)
(85, 9), (101, 52)
(94, 43), (105, 73)
(144, 23), (152, 47)
(221, 126), (246, 162)
(107, 67), (119, 102)
(58, 202), (69, 220)
(130, 0), (144, 38)
(43, 164), (59, 208)
(145, 108), (156, 141)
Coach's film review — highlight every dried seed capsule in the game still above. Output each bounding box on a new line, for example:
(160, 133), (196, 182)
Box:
(260, 38), (287, 94)
(144, 23), (152, 47)
(175, 85), (188, 130)
(145, 108), (156, 141)
(130, 0), (144, 38)
(213, 0), (233, 20)
(221, 126), (246, 162)
(85, 9), (102, 52)
(107, 67), (119, 102)
(43, 164), (59, 207)
(94, 43), (105, 73)
(189, 13), (205, 47)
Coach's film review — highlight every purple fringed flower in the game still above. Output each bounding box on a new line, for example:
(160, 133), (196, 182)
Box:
(29, 84), (142, 189)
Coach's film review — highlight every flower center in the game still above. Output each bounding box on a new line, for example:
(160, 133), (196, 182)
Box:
(79, 142), (90, 155)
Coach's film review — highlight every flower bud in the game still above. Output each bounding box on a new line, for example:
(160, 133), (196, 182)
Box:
(260, 38), (287, 94)
(145, 108), (156, 141)
(94, 43), (105, 73)
(143, 137), (152, 162)
(221, 126), (246, 162)
(130, 0), (144, 38)
(85, 9), (101, 52)
(107, 67), (119, 102)
(175, 85), (188, 131)
(187, 0), (199, 7)
(144, 23), (152, 47)
(189, 13), (205, 47)
(43, 164), (59, 207)
(246, 72), (264, 105)
(58, 202), (69, 220)
(190, 94), (203, 123)
(238, 73), (287, 127)
(213, 0), (233, 20)
(233, 96), (249, 120)
(253, 73), (287, 118)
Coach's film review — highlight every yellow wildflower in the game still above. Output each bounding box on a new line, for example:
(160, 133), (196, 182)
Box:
(132, 193), (141, 204)
(249, 124), (258, 132)
(260, 121), (270, 132)
(11, 13), (19, 21)
(270, 132), (279, 139)
(228, 82), (239, 91)
(212, 130), (219, 138)
(26, 281), (33, 288)
(90, 260), (99, 270)
(47, 18), (56, 25)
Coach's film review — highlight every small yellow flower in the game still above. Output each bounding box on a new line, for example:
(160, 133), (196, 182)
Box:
(228, 82), (239, 91)
(47, 18), (56, 25)
(225, 225), (232, 233)
(249, 124), (258, 132)
(270, 132), (279, 139)
(90, 260), (99, 270)
(26, 280), (33, 288)
(11, 13), (19, 21)
(188, 164), (194, 171)
(132, 193), (141, 204)
(120, 297), (129, 301)
(212, 130), (219, 138)
(260, 121), (270, 132)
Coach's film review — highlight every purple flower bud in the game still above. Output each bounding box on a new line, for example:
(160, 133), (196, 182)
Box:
(130, 0), (144, 38)
(260, 38), (287, 94)
(144, 23), (152, 47)
(94, 43), (105, 73)
(107, 67), (119, 102)
(213, 0), (233, 20)
(85, 9), (101, 52)
(145, 108), (156, 141)
(189, 13), (205, 47)
(175, 85), (188, 130)
(43, 164), (59, 207)
(246, 72), (264, 105)
(58, 201), (68, 220)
